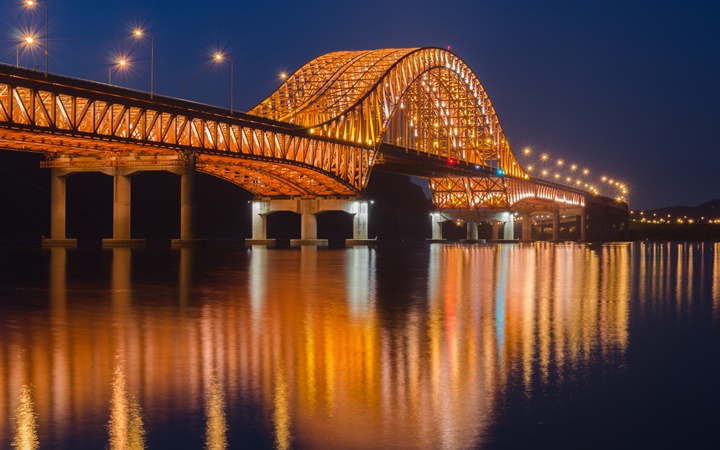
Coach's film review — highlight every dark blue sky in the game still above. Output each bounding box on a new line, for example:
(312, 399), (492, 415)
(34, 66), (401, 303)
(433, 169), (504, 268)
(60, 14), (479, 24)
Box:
(2, 0), (718, 210)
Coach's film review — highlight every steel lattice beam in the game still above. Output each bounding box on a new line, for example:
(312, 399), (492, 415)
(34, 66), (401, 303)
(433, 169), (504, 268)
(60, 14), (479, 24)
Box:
(0, 65), (371, 197)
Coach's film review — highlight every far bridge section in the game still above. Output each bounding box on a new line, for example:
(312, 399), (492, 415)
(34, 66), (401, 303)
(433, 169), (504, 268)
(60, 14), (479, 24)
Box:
(375, 143), (628, 242)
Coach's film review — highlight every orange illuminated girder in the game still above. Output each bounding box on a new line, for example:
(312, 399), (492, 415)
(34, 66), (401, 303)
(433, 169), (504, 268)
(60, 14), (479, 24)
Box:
(250, 47), (525, 180)
(430, 176), (585, 210)
(0, 68), (370, 197)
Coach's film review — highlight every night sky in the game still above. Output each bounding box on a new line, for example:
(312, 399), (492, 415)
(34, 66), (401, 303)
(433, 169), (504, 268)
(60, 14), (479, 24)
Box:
(1, 0), (718, 210)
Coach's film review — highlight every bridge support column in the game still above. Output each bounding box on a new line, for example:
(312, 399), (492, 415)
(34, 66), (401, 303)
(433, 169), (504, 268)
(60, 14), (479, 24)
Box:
(491, 220), (500, 241)
(252, 209), (267, 240)
(580, 208), (587, 242)
(346, 200), (376, 246)
(172, 154), (206, 247)
(42, 169), (77, 247)
(428, 212), (445, 243)
(521, 212), (532, 241)
(552, 210), (560, 241)
(291, 199), (327, 246)
(103, 171), (144, 247)
(503, 213), (515, 240)
(352, 200), (368, 240)
(467, 222), (478, 240)
(245, 200), (275, 246)
(301, 212), (317, 239)
(461, 221), (483, 243)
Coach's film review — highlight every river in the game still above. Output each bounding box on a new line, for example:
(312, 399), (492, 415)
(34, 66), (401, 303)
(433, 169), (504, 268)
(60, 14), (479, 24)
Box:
(1, 242), (718, 449)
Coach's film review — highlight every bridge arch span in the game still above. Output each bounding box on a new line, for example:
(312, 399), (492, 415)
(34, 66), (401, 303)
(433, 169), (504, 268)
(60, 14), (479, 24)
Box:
(249, 48), (526, 179)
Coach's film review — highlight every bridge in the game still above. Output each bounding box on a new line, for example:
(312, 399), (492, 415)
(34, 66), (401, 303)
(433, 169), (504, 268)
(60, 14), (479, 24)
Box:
(0, 47), (628, 246)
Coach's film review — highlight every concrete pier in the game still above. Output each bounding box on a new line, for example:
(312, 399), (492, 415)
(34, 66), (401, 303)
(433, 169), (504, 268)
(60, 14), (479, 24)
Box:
(552, 210), (560, 241)
(102, 171), (145, 247)
(42, 169), (77, 247)
(521, 212), (532, 241)
(172, 155), (206, 247)
(247, 197), (375, 246)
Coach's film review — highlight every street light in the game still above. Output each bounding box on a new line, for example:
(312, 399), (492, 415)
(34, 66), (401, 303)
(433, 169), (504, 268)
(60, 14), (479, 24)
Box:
(25, 0), (48, 76)
(133, 29), (154, 97)
(213, 53), (234, 114)
(108, 59), (128, 85)
(16, 35), (35, 67)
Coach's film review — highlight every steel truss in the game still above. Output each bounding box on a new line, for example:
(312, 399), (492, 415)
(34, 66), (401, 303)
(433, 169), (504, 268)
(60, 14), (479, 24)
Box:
(430, 176), (586, 210)
(0, 66), (370, 197)
(250, 47), (524, 178)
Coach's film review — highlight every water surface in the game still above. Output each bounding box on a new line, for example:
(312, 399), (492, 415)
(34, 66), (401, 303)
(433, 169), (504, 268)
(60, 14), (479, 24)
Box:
(1, 242), (719, 449)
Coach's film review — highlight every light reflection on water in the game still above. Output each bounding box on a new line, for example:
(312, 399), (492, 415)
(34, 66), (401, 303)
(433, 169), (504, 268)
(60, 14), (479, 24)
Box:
(0, 242), (718, 449)
(205, 375), (227, 450)
(12, 384), (39, 450)
(108, 359), (145, 450)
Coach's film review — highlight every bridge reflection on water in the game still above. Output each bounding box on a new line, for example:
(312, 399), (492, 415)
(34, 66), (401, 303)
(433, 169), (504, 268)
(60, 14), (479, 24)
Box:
(1, 243), (719, 448)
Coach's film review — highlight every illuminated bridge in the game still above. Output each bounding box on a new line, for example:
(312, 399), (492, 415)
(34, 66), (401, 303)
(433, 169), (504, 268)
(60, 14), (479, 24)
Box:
(0, 48), (628, 246)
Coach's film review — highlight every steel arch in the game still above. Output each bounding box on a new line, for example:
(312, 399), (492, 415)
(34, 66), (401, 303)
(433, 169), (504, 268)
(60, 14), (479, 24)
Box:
(249, 47), (525, 179)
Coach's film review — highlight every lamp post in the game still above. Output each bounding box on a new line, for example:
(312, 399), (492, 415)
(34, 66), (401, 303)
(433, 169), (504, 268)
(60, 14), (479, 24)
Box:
(213, 53), (234, 114)
(16, 35), (35, 67)
(133, 29), (154, 97)
(108, 59), (127, 85)
(25, 1), (48, 76)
